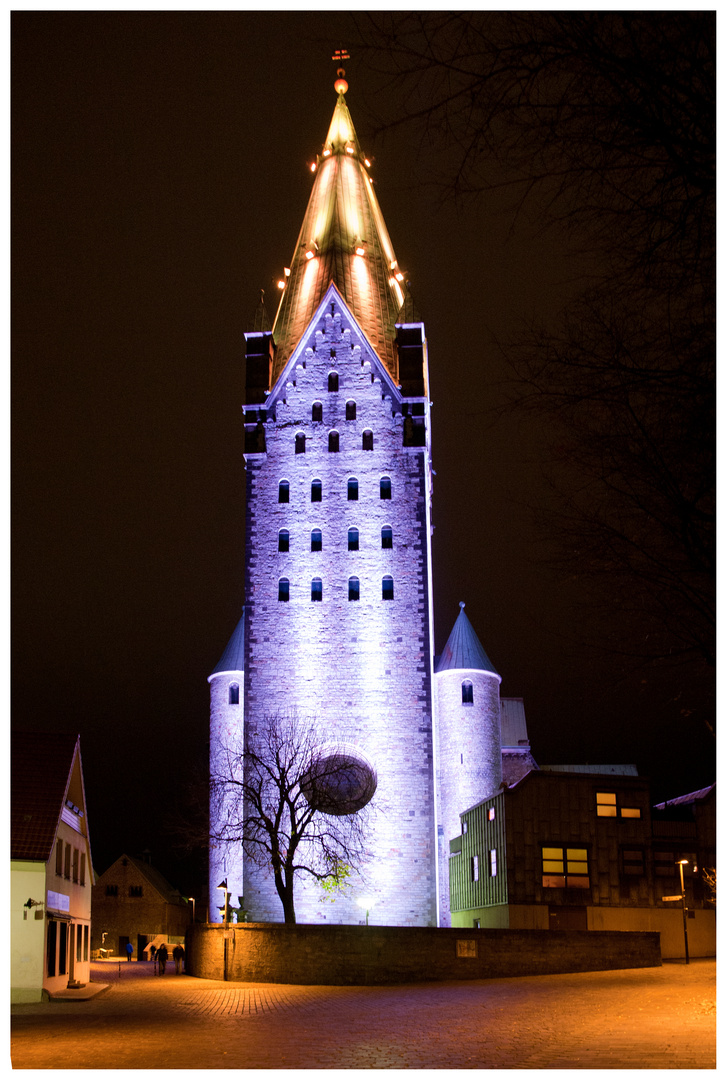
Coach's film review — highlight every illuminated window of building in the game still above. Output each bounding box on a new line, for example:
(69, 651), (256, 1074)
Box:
(462, 680), (474, 705)
(72, 848), (79, 883)
(129, 885), (143, 897)
(362, 429), (373, 450)
(620, 806), (641, 819)
(328, 430), (339, 452)
(312, 401), (323, 422)
(542, 846), (589, 888)
(278, 529), (289, 552)
(278, 480), (289, 504)
(349, 576), (360, 601)
(311, 479), (322, 502)
(489, 849), (497, 877)
(106, 884), (118, 897)
(80, 853), (86, 886)
(55, 839), (63, 876)
(346, 400), (356, 420)
(382, 576), (394, 600)
(462, 821), (468, 834)
(229, 684), (239, 705)
(295, 432), (306, 454)
(622, 848), (645, 876)
(488, 807), (495, 822)
(472, 855), (479, 882)
(381, 526), (393, 549)
(328, 372), (339, 392)
(348, 478), (358, 501)
(278, 578), (289, 602)
(380, 476), (391, 499)
(311, 529), (322, 552)
(597, 791), (642, 819)
(348, 527), (359, 551)
(64, 843), (71, 880)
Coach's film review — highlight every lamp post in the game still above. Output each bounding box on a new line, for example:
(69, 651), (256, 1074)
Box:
(676, 860), (690, 965)
(186, 896), (196, 923)
(216, 879), (230, 980)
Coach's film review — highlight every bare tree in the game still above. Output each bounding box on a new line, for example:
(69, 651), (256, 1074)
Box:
(210, 712), (377, 924)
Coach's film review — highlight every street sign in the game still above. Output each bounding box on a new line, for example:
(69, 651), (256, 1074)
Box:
(661, 895), (684, 902)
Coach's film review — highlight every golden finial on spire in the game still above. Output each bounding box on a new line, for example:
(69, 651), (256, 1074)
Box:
(332, 48), (350, 95)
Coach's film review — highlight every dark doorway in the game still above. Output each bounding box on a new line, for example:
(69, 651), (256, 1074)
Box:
(138, 934), (148, 961)
(119, 934), (130, 958)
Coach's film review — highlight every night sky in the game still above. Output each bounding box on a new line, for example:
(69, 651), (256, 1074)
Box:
(12, 11), (715, 898)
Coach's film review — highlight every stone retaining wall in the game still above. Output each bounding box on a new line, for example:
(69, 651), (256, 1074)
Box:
(186, 922), (661, 985)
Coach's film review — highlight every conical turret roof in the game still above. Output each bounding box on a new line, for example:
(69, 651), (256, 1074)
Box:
(435, 603), (500, 676)
(209, 611), (245, 678)
(270, 82), (406, 386)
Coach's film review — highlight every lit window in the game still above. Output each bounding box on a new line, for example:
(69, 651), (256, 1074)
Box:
(278, 578), (289, 602)
(348, 528), (359, 551)
(229, 684), (239, 705)
(311, 529), (322, 552)
(381, 526), (393, 549)
(596, 792), (617, 817)
(488, 807), (495, 822)
(348, 577), (360, 601)
(620, 807), (642, 819)
(489, 849), (497, 877)
(462, 680), (474, 705)
(472, 855), (479, 882)
(328, 430), (339, 453)
(348, 478), (358, 501)
(346, 400), (356, 420)
(311, 479), (322, 502)
(278, 529), (289, 552)
(462, 821), (468, 834)
(542, 846), (589, 889)
(380, 476), (391, 499)
(295, 432), (306, 454)
(328, 372), (339, 392)
(382, 576), (394, 601)
(622, 849), (645, 876)
(312, 402), (323, 422)
(278, 480), (289, 504)
(362, 429), (373, 451)
(311, 578), (323, 602)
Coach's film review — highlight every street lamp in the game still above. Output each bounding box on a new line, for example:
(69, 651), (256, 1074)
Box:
(216, 879), (230, 981)
(185, 896), (196, 923)
(357, 896), (374, 926)
(676, 860), (690, 965)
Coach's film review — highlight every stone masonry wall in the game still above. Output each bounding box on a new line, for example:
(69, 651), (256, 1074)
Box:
(208, 673), (244, 917)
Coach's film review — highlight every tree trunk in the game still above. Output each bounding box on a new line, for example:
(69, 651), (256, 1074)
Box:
(274, 869), (296, 924)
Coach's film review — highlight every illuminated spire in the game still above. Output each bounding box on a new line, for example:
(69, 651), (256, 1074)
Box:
(271, 74), (406, 386)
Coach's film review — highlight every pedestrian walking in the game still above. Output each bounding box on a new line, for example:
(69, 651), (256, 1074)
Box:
(173, 944), (185, 975)
(157, 943), (168, 976)
(125, 942), (133, 962)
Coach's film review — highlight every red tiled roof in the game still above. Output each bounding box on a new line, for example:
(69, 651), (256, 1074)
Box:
(11, 731), (79, 861)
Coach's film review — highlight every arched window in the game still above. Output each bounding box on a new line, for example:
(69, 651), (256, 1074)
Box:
(328, 430), (339, 453)
(311, 578), (323, 602)
(382, 576), (394, 601)
(311, 529), (322, 552)
(380, 476), (391, 500)
(462, 680), (474, 705)
(312, 401), (323, 422)
(348, 527), (359, 551)
(278, 529), (289, 553)
(295, 432), (306, 454)
(278, 480), (289, 504)
(278, 578), (289, 602)
(328, 372), (339, 392)
(346, 400), (356, 421)
(229, 684), (240, 705)
(381, 526), (393, 549)
(362, 429), (374, 451)
(311, 479), (322, 502)
(348, 478), (358, 501)
(348, 577), (360, 601)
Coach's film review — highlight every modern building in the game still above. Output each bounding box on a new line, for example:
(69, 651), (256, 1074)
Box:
(91, 853), (192, 958)
(11, 732), (93, 1002)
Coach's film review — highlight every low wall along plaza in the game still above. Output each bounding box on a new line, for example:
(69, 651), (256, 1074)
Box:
(187, 923), (661, 985)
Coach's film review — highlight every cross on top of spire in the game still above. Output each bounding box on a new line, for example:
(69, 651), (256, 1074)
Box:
(332, 48), (350, 95)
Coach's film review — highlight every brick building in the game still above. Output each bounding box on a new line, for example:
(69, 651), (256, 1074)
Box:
(92, 854), (191, 958)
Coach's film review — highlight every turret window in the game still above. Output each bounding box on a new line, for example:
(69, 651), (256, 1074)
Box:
(348, 577), (360, 601)
(328, 430), (340, 453)
(311, 578), (323, 602)
(348, 527), (359, 551)
(278, 578), (290, 602)
(381, 526), (393, 549)
(382, 576), (394, 601)
(362, 429), (374, 451)
(311, 529), (322, 552)
(346, 400), (356, 420)
(380, 476), (392, 500)
(295, 432), (306, 454)
(278, 529), (289, 552)
(328, 372), (339, 392)
(312, 402), (323, 422)
(348, 478), (358, 501)
(311, 479), (322, 502)
(462, 681), (474, 705)
(278, 480), (289, 503)
(229, 684), (240, 705)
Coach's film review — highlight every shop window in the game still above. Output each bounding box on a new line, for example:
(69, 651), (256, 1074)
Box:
(380, 476), (391, 499)
(382, 576), (394, 600)
(542, 846), (589, 888)
(346, 400), (356, 420)
(278, 578), (290, 602)
(312, 401), (323, 422)
(311, 479), (322, 502)
(328, 430), (339, 453)
(229, 684), (239, 705)
(311, 529), (322, 552)
(362, 429), (373, 451)
(348, 528), (359, 551)
(328, 372), (339, 392)
(381, 526), (393, 549)
(311, 578), (323, 602)
(348, 577), (360, 601)
(278, 529), (289, 552)
(462, 680), (474, 705)
(278, 480), (289, 504)
(348, 478), (358, 501)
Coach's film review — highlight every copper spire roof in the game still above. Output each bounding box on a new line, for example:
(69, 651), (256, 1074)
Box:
(270, 81), (406, 386)
(435, 603), (500, 676)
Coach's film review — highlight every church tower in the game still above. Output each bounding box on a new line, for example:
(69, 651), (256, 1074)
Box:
(210, 71), (438, 926)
